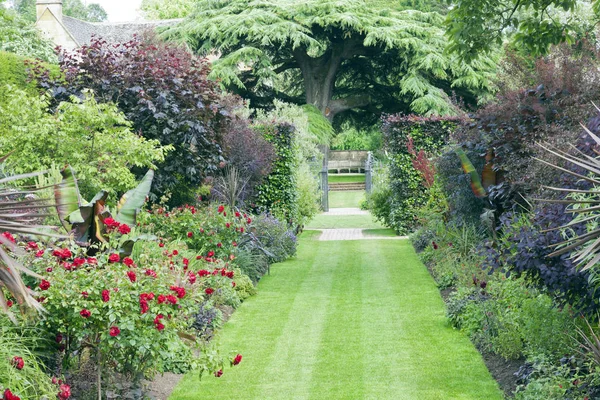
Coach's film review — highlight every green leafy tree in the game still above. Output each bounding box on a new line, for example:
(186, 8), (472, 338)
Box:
(165, 0), (496, 120)
(446, 0), (598, 60)
(13, 0), (108, 22)
(0, 87), (170, 199)
(0, 5), (56, 61)
(141, 0), (195, 19)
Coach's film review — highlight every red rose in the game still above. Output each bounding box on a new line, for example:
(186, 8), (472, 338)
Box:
(108, 253), (120, 263)
(154, 314), (165, 331)
(226, 271), (234, 279)
(183, 258), (189, 267)
(214, 369), (223, 377)
(109, 326), (120, 337)
(58, 384), (71, 400)
(232, 282), (236, 288)
(232, 354), (242, 366)
(2, 231), (15, 243)
(207, 251), (215, 257)
(81, 291), (89, 298)
(217, 205), (225, 213)
(187, 231), (193, 238)
(86, 257), (97, 265)
(188, 273), (197, 284)
(246, 218), (252, 224)
(157, 294), (166, 304)
(6, 299), (13, 307)
(172, 250), (179, 256)
(3, 389), (20, 400)
(103, 217), (119, 229)
(71, 258), (85, 267)
(232, 241), (238, 247)
(35, 250), (45, 258)
(158, 242), (165, 248)
(26, 241), (38, 251)
(198, 269), (209, 277)
(145, 269), (157, 278)
(101, 289), (110, 302)
(166, 295), (178, 304)
(12, 356), (24, 370)
(226, 223), (231, 228)
(170, 286), (186, 299)
(235, 212), (241, 218)
(39, 279), (51, 291)
(127, 270), (137, 283)
(240, 227), (244, 233)
(217, 243), (222, 248)
(118, 224), (131, 235)
(52, 248), (72, 259)
(205, 288), (214, 296)
(80, 309), (91, 318)
(140, 298), (149, 314)
(123, 257), (134, 267)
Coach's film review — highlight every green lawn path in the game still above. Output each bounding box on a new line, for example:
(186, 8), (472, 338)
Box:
(171, 232), (502, 399)
(328, 174), (366, 183)
(328, 190), (365, 208)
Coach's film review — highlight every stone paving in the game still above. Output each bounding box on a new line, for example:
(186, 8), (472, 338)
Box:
(317, 228), (407, 241)
(313, 207), (408, 241)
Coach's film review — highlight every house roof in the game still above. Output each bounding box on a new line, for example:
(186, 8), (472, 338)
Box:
(61, 16), (181, 46)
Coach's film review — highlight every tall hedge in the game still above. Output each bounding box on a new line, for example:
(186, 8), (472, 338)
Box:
(253, 122), (299, 224)
(381, 114), (460, 234)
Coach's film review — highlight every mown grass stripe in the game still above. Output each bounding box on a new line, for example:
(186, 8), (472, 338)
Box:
(171, 234), (503, 400)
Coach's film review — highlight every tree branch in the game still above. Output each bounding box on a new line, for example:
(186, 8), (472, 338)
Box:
(273, 59), (299, 74)
(328, 95), (371, 117)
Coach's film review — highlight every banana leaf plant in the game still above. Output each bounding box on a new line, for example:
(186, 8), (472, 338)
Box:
(534, 121), (600, 272)
(59, 170), (155, 256)
(0, 155), (72, 322)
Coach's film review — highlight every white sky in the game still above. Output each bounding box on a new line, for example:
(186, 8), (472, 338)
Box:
(88, 0), (145, 22)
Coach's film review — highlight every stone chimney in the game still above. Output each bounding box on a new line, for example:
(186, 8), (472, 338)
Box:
(36, 0), (62, 21)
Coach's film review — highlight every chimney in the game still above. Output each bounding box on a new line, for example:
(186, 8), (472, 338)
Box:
(36, 0), (62, 21)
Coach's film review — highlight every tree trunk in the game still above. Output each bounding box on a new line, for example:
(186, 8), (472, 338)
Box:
(293, 48), (342, 121)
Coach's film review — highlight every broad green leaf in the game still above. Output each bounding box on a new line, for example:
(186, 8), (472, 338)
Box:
(115, 170), (154, 226)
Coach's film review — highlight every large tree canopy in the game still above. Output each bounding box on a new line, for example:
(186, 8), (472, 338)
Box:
(446, 0), (598, 61)
(165, 0), (496, 120)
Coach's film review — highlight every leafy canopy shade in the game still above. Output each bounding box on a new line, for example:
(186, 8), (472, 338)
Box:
(165, 0), (497, 119)
(446, 0), (598, 61)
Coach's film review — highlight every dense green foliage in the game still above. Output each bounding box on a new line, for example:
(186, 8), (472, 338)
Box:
(165, 0), (497, 121)
(253, 123), (299, 224)
(38, 37), (232, 205)
(13, 0), (108, 22)
(0, 5), (56, 62)
(0, 318), (57, 399)
(0, 88), (168, 199)
(375, 115), (459, 234)
(446, 0), (598, 60)
(141, 0), (195, 19)
(255, 101), (325, 226)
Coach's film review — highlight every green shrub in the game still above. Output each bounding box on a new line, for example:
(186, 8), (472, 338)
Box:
(0, 88), (170, 200)
(0, 8), (56, 62)
(381, 114), (460, 234)
(331, 124), (382, 151)
(253, 123), (300, 224)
